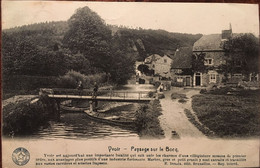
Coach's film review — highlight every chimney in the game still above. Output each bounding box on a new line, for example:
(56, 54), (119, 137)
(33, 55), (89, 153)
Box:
(222, 23), (232, 39)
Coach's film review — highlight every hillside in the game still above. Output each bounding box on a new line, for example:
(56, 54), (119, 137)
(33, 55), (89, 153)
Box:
(2, 6), (202, 88)
(3, 21), (202, 62)
(109, 25), (202, 61)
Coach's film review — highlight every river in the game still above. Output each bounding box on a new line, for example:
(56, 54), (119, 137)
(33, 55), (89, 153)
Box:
(22, 84), (155, 140)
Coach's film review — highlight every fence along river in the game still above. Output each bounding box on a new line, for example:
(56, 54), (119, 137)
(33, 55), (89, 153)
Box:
(25, 84), (155, 140)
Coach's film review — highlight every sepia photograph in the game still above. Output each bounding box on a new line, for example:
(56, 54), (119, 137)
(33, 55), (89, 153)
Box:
(1, 1), (259, 167)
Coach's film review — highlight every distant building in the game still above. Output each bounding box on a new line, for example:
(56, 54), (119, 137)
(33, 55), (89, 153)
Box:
(135, 61), (143, 76)
(171, 47), (193, 86)
(145, 54), (172, 78)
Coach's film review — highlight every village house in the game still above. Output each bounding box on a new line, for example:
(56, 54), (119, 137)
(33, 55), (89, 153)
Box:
(192, 26), (233, 87)
(144, 54), (173, 78)
(171, 47), (193, 86)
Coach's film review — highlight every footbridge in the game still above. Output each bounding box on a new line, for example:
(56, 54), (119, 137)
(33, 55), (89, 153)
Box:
(40, 88), (154, 103)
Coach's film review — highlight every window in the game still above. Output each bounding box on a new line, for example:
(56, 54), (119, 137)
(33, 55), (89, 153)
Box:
(209, 74), (216, 83)
(164, 59), (167, 63)
(205, 58), (213, 65)
(233, 74), (242, 78)
(177, 77), (183, 82)
(152, 64), (155, 68)
(250, 73), (258, 81)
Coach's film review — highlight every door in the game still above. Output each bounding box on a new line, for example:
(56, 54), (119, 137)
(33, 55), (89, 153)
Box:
(195, 73), (201, 86)
(186, 77), (190, 86)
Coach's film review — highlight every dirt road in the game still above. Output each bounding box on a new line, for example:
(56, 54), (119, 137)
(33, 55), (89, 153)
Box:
(159, 88), (206, 139)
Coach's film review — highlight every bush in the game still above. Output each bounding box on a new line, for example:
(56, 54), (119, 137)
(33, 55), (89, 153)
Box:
(200, 89), (207, 94)
(207, 87), (232, 95)
(178, 98), (187, 103)
(2, 95), (59, 136)
(154, 81), (161, 88)
(135, 100), (164, 138)
(158, 93), (165, 99)
(58, 70), (106, 89)
(148, 91), (156, 98)
(171, 93), (187, 99)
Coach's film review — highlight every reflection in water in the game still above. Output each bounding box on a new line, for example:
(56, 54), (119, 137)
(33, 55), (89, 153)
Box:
(30, 113), (138, 140)
(23, 84), (155, 140)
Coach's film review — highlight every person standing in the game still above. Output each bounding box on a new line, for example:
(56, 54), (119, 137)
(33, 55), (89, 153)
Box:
(93, 82), (98, 98)
(92, 82), (99, 111)
(77, 80), (83, 95)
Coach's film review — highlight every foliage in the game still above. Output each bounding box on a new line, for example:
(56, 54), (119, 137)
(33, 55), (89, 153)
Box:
(135, 100), (164, 138)
(222, 33), (259, 75)
(192, 52), (206, 73)
(171, 93), (187, 99)
(112, 27), (202, 61)
(58, 70), (106, 89)
(3, 75), (59, 91)
(63, 6), (112, 72)
(184, 109), (215, 137)
(137, 64), (154, 76)
(2, 96), (58, 136)
(2, 6), (203, 87)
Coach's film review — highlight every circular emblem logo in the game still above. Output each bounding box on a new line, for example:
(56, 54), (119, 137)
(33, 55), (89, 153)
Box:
(12, 147), (30, 166)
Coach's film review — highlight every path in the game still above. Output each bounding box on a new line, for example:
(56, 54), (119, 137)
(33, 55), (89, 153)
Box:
(159, 87), (206, 139)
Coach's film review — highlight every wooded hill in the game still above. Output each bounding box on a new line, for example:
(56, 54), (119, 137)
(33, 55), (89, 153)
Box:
(2, 6), (202, 85)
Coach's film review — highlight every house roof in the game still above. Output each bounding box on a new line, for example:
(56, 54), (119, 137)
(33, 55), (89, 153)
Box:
(171, 47), (192, 69)
(193, 34), (224, 51)
(144, 54), (161, 63)
(162, 55), (173, 60)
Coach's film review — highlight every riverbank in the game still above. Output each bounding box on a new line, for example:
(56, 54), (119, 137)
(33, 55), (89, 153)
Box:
(135, 100), (165, 139)
(2, 95), (59, 137)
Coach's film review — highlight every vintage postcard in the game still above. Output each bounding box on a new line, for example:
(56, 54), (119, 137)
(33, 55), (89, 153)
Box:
(1, 1), (259, 168)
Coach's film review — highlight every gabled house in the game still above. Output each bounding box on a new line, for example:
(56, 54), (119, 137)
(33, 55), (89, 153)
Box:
(171, 47), (193, 86)
(192, 27), (232, 87)
(144, 54), (173, 78)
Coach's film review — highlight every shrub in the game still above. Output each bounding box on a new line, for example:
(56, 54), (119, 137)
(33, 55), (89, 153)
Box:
(171, 93), (187, 99)
(135, 100), (164, 138)
(200, 89), (207, 94)
(158, 94), (165, 99)
(2, 95), (58, 136)
(178, 98), (187, 103)
(207, 86), (232, 95)
(154, 81), (161, 88)
(148, 91), (156, 98)
(58, 70), (106, 89)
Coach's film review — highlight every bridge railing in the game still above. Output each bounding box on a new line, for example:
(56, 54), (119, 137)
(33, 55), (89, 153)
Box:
(41, 88), (155, 100)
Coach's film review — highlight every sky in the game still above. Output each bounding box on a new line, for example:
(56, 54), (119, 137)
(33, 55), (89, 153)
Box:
(2, 1), (259, 35)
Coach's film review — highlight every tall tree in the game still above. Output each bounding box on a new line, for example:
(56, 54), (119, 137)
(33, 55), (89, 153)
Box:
(63, 6), (112, 72)
(223, 33), (259, 75)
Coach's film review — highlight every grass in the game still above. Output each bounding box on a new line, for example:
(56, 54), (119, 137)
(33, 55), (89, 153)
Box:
(135, 100), (165, 139)
(184, 109), (215, 137)
(192, 89), (260, 137)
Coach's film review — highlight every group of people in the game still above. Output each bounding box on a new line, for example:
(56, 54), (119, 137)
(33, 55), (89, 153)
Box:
(77, 80), (98, 98)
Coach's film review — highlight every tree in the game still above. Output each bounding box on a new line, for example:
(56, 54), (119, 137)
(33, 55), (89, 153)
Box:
(137, 64), (149, 74)
(192, 52), (206, 73)
(223, 33), (259, 76)
(63, 6), (112, 72)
